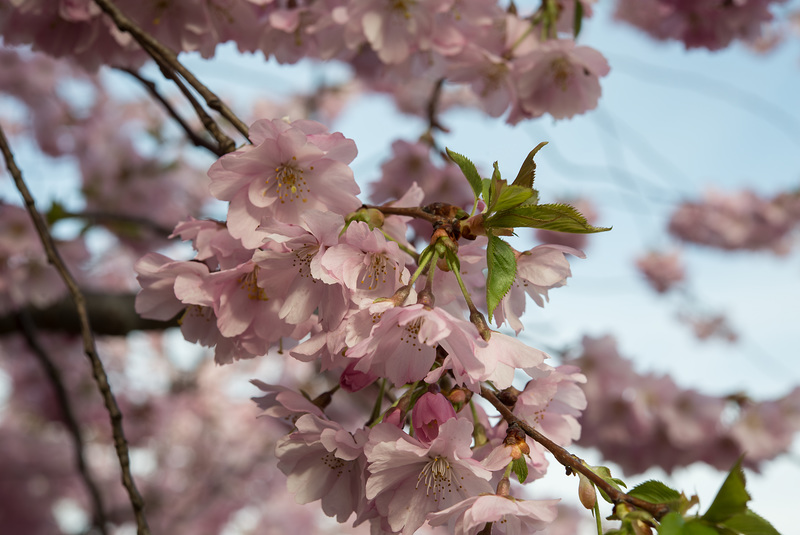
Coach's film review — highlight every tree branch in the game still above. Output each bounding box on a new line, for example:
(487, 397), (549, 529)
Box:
(15, 312), (110, 535)
(0, 292), (178, 337)
(93, 0), (250, 153)
(0, 123), (152, 535)
(117, 67), (223, 156)
(479, 385), (671, 521)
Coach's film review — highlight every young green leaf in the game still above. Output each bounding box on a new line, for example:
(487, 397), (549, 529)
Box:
(485, 234), (516, 322)
(446, 148), (483, 203)
(512, 457), (528, 484)
(486, 203), (611, 234)
(573, 0), (583, 38)
(511, 141), (547, 189)
(492, 184), (535, 213)
(702, 459), (750, 524)
(721, 510), (781, 535)
(628, 480), (682, 505)
(486, 161), (504, 211)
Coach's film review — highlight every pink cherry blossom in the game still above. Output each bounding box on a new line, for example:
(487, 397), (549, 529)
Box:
(427, 494), (559, 535)
(275, 413), (369, 522)
(208, 118), (360, 239)
(514, 365), (587, 447)
(494, 244), (585, 333)
(364, 418), (493, 534)
(635, 249), (686, 294)
(346, 302), (484, 388)
(510, 39), (610, 122)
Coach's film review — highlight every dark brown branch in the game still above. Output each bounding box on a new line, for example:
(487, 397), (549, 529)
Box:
(117, 67), (223, 156)
(93, 0), (250, 152)
(0, 124), (152, 535)
(480, 385), (672, 521)
(62, 210), (174, 237)
(16, 312), (110, 535)
(364, 204), (441, 225)
(0, 292), (179, 337)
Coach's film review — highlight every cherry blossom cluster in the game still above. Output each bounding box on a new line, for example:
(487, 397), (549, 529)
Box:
(614, 0), (789, 51)
(668, 188), (800, 254)
(132, 117), (596, 532)
(571, 335), (800, 475)
(1, 0), (610, 122)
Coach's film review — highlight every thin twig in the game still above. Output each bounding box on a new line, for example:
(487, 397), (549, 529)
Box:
(63, 209), (174, 237)
(117, 67), (223, 156)
(364, 204), (441, 225)
(15, 312), (110, 535)
(93, 0), (250, 150)
(0, 123), (152, 535)
(480, 385), (671, 521)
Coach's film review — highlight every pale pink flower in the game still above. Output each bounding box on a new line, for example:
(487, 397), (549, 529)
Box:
(514, 365), (587, 447)
(494, 244), (584, 333)
(412, 391), (457, 444)
(250, 380), (325, 427)
(473, 332), (551, 390)
(344, 0), (453, 64)
(170, 218), (251, 271)
(427, 494), (559, 535)
(253, 210), (349, 328)
(346, 303), (484, 387)
(635, 249), (685, 294)
(614, 0), (782, 51)
(208, 118), (360, 239)
(511, 39), (610, 122)
(276, 413), (369, 522)
(319, 221), (409, 305)
(364, 418), (493, 534)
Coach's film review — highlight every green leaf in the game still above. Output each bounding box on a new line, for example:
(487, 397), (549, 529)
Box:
(511, 141), (548, 189)
(486, 203), (611, 234)
(485, 234), (516, 322)
(512, 457), (528, 483)
(573, 0), (583, 38)
(492, 184), (535, 213)
(684, 520), (720, 535)
(46, 201), (70, 226)
(481, 178), (491, 206)
(446, 148), (483, 203)
(628, 480), (682, 505)
(721, 510), (781, 535)
(703, 459), (750, 524)
(659, 512), (686, 535)
(486, 161), (503, 210)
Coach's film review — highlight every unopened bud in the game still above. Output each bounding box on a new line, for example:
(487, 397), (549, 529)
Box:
(578, 473), (596, 510)
(365, 208), (385, 228)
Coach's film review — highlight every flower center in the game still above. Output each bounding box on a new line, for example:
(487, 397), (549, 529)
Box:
(415, 456), (456, 501)
(267, 157), (310, 204)
(358, 253), (395, 290)
(399, 318), (425, 350)
(549, 56), (573, 91)
(239, 266), (269, 301)
(292, 244), (318, 282)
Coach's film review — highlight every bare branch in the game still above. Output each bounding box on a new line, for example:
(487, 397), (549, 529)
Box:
(0, 292), (179, 337)
(0, 123), (151, 535)
(93, 0), (251, 152)
(117, 67), (223, 156)
(15, 312), (110, 535)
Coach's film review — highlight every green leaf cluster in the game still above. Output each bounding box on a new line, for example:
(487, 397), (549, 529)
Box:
(654, 460), (780, 535)
(446, 144), (610, 320)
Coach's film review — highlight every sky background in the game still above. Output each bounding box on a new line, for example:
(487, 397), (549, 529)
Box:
(2, 1), (800, 533)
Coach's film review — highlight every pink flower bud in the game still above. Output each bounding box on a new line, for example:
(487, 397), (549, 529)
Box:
(412, 392), (456, 444)
(382, 406), (405, 428)
(339, 360), (378, 392)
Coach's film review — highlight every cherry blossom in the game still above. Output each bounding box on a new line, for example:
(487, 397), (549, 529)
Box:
(364, 418), (493, 534)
